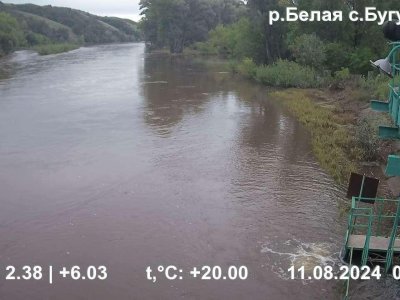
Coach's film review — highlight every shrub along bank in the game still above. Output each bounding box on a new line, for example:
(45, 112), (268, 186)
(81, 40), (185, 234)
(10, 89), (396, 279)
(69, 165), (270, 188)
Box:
(230, 58), (326, 88)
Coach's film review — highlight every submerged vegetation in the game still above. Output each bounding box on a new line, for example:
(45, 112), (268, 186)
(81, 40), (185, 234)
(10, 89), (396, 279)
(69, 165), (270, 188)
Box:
(272, 86), (394, 185)
(0, 1), (141, 56)
(34, 43), (80, 55)
(272, 90), (360, 184)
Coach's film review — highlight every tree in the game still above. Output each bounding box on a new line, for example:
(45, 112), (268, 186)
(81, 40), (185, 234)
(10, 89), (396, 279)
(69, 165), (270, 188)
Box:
(289, 33), (326, 68)
(247, 0), (287, 64)
(204, 17), (264, 61)
(0, 12), (25, 55)
(139, 0), (245, 53)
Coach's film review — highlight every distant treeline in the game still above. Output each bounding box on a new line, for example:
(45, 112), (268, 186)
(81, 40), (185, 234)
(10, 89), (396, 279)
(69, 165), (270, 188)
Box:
(140, 0), (398, 75)
(0, 1), (142, 56)
(139, 0), (246, 54)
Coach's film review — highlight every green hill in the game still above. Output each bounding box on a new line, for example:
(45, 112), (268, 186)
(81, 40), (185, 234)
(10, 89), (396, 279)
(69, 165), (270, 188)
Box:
(0, 1), (142, 56)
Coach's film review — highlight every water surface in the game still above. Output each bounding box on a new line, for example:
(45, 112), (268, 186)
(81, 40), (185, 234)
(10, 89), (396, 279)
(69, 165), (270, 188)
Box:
(0, 43), (354, 299)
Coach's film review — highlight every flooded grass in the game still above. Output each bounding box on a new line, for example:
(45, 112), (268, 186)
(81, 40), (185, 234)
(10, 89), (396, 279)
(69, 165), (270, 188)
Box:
(272, 89), (361, 185)
(34, 43), (80, 55)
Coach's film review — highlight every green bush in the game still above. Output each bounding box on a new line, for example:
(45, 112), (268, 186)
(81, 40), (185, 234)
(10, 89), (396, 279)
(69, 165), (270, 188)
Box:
(355, 114), (390, 161)
(331, 68), (351, 88)
(289, 33), (326, 69)
(334, 68), (351, 82)
(324, 43), (351, 73)
(0, 12), (26, 56)
(191, 41), (218, 55)
(253, 60), (327, 88)
(196, 18), (264, 62)
(349, 47), (375, 74)
(25, 32), (51, 46)
(356, 74), (391, 101)
(34, 43), (79, 55)
(236, 57), (257, 78)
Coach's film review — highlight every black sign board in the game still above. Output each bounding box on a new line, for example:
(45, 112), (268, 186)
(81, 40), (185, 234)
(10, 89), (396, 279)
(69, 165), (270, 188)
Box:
(346, 173), (379, 204)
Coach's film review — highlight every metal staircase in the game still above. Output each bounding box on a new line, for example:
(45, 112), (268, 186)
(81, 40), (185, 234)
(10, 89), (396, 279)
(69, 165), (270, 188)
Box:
(344, 197), (400, 265)
(385, 201), (400, 272)
(343, 196), (400, 299)
(343, 32), (400, 300)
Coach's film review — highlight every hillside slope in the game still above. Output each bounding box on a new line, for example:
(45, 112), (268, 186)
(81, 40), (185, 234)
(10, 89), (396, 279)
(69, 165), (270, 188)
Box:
(0, 1), (141, 56)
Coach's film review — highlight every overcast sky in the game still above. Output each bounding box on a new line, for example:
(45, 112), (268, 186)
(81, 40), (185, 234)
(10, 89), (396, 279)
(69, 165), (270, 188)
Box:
(3, 0), (142, 21)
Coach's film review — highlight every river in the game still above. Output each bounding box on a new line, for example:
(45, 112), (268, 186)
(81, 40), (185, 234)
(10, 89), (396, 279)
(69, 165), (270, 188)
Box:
(0, 43), (385, 299)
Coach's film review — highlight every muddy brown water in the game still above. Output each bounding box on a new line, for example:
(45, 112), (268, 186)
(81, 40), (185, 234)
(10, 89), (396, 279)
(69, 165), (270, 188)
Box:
(0, 43), (396, 299)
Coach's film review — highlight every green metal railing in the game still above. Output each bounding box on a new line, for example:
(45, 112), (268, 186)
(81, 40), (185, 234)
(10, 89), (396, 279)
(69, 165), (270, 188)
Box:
(385, 200), (400, 272)
(361, 210), (374, 266)
(345, 197), (400, 239)
(345, 38), (400, 299)
(344, 247), (354, 300)
(343, 196), (400, 299)
(343, 205), (373, 300)
(344, 196), (400, 262)
(343, 201), (373, 300)
(371, 42), (400, 177)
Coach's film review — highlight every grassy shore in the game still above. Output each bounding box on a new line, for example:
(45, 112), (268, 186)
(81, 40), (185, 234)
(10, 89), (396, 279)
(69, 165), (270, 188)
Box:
(271, 89), (361, 184)
(218, 57), (395, 192)
(34, 43), (80, 55)
(270, 87), (397, 199)
(178, 53), (395, 188)
(167, 53), (395, 188)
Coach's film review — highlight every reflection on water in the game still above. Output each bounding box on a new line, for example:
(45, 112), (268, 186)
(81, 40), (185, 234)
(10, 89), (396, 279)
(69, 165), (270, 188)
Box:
(141, 55), (236, 135)
(0, 43), (384, 299)
(0, 66), (12, 81)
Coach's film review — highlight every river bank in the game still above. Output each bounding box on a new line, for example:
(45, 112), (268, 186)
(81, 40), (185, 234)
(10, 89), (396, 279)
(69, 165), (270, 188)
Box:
(157, 50), (399, 197)
(33, 43), (81, 55)
(1, 41), (140, 58)
(0, 43), (81, 57)
(219, 55), (398, 197)
(272, 87), (399, 199)
(0, 6), (141, 59)
(0, 44), (81, 58)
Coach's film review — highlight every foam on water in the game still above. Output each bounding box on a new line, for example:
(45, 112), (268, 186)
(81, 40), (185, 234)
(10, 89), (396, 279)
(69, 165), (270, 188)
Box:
(142, 81), (168, 84)
(261, 238), (339, 282)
